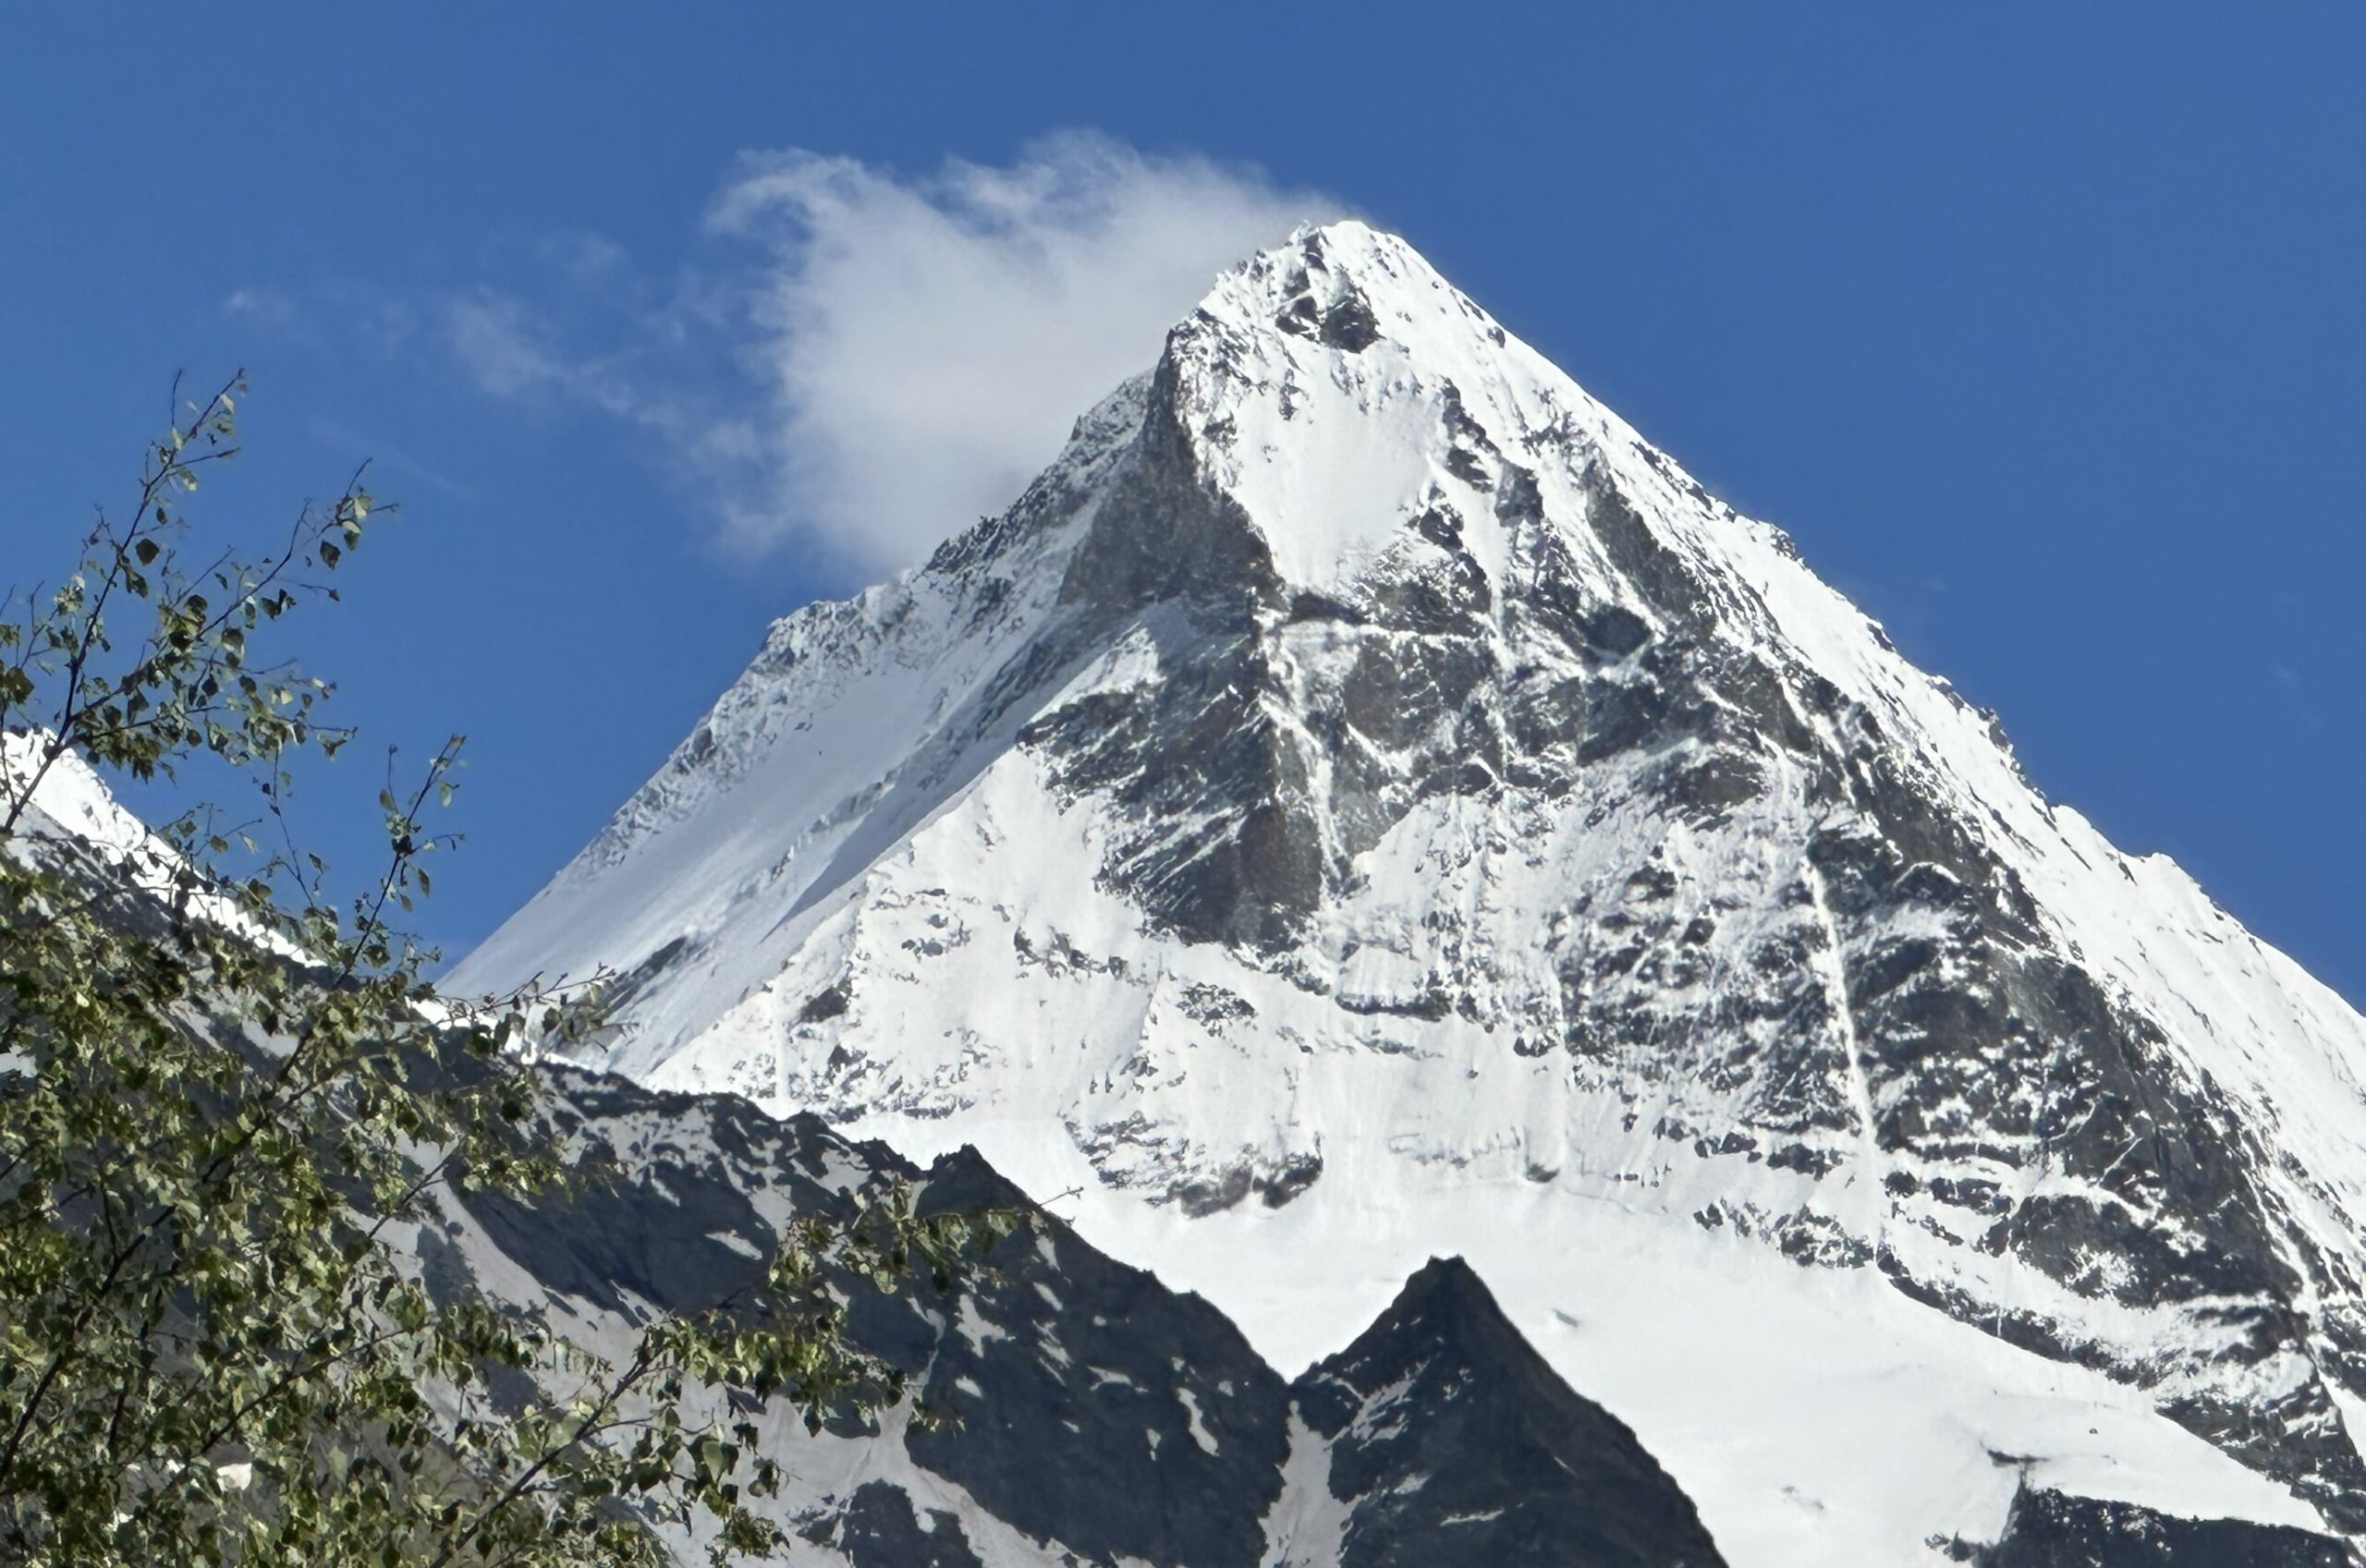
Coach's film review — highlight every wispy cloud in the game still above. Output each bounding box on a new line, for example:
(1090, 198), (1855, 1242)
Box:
(2274, 664), (2326, 731)
(443, 295), (569, 402)
(220, 135), (1337, 578)
(434, 284), (760, 501)
(303, 416), (475, 502)
(223, 286), (324, 347)
(708, 134), (1337, 570)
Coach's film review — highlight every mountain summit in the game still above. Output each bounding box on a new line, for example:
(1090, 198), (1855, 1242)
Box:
(454, 222), (2366, 1563)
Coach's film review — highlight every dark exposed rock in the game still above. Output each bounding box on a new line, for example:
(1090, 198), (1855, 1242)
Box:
(1287, 1258), (1727, 1568)
(1977, 1487), (2355, 1567)
(804, 1482), (989, 1568)
(448, 1067), (1750, 1568)
(901, 1149), (1291, 1568)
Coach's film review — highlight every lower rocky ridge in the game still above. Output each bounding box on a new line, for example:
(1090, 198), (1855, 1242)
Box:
(435, 1064), (2341, 1567)
(445, 1064), (1733, 1567)
(1277, 1257), (1724, 1568)
(1970, 1488), (2357, 1568)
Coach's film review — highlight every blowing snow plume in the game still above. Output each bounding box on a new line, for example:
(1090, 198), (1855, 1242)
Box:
(710, 134), (1338, 570)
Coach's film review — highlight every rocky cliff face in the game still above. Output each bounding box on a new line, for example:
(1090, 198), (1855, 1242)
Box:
(452, 222), (2366, 1563)
(1976, 1488), (2357, 1568)
(429, 1066), (1738, 1568)
(419, 1065), (2364, 1568)
(1277, 1256), (1724, 1568)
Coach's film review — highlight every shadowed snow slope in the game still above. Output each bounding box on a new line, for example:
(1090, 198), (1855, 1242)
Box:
(454, 222), (2366, 1564)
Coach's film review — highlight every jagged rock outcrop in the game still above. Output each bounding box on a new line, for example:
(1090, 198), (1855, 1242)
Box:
(1977, 1487), (2356, 1568)
(432, 1064), (1727, 1567)
(1276, 1257), (1726, 1568)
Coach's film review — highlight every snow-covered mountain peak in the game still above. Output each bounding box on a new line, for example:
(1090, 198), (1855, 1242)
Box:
(454, 224), (2366, 1563)
(1112, 215), (1638, 595)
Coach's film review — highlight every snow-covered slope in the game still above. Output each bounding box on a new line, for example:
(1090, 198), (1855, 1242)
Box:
(6, 724), (1761, 1568)
(454, 222), (2366, 1563)
(2, 730), (300, 956)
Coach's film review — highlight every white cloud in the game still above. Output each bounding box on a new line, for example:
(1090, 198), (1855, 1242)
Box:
(445, 295), (569, 401)
(222, 286), (323, 346)
(257, 136), (1335, 578)
(439, 290), (704, 442)
(709, 134), (1338, 570)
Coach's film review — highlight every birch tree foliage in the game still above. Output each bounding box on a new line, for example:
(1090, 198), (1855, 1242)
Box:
(0, 377), (1006, 1566)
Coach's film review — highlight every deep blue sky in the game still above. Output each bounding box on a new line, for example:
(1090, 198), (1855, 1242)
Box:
(4, 7), (2362, 1000)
